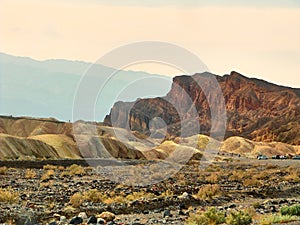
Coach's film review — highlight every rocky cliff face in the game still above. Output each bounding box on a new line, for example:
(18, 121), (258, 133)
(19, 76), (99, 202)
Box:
(104, 71), (300, 145)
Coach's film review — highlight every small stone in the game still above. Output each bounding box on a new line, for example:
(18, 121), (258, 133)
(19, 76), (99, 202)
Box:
(163, 209), (171, 218)
(78, 212), (88, 219)
(228, 204), (236, 208)
(178, 210), (185, 216)
(98, 211), (115, 222)
(53, 213), (60, 218)
(106, 221), (115, 225)
(69, 216), (83, 225)
(49, 222), (58, 225)
(87, 215), (97, 224)
(15, 214), (38, 225)
(60, 216), (67, 223)
(179, 203), (186, 210)
(178, 192), (189, 199)
(97, 218), (105, 224)
(132, 222), (143, 225)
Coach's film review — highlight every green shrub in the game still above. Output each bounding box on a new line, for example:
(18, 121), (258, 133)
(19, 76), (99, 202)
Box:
(280, 204), (300, 216)
(185, 207), (225, 225)
(252, 201), (261, 209)
(203, 207), (226, 224)
(260, 214), (300, 225)
(226, 210), (252, 225)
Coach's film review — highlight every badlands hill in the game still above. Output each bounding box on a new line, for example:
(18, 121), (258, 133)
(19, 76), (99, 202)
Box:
(0, 116), (299, 160)
(0, 116), (143, 160)
(105, 71), (300, 145)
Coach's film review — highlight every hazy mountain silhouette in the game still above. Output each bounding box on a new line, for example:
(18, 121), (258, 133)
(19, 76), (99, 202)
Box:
(0, 52), (172, 121)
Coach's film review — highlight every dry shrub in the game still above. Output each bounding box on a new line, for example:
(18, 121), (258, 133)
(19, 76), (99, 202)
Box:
(126, 191), (156, 201)
(243, 178), (261, 187)
(39, 180), (54, 188)
(196, 184), (222, 200)
(206, 172), (221, 184)
(160, 190), (174, 198)
(83, 189), (105, 203)
(285, 172), (300, 183)
(43, 164), (57, 170)
(25, 169), (36, 179)
(0, 188), (19, 203)
(61, 164), (85, 177)
(176, 173), (187, 185)
(265, 164), (278, 170)
(41, 169), (55, 182)
(70, 192), (83, 208)
(0, 166), (8, 175)
(229, 170), (245, 182)
(58, 166), (65, 171)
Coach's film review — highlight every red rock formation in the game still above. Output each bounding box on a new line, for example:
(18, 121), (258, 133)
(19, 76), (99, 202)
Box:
(104, 71), (300, 145)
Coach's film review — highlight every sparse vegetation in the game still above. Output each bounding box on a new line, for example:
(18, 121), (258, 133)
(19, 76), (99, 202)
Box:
(186, 207), (225, 225)
(60, 164), (85, 177)
(226, 210), (252, 225)
(70, 189), (158, 207)
(160, 189), (174, 198)
(41, 169), (55, 182)
(83, 189), (105, 203)
(186, 208), (253, 225)
(196, 184), (222, 200)
(25, 169), (36, 179)
(285, 169), (300, 182)
(0, 166), (8, 175)
(43, 164), (57, 170)
(70, 192), (83, 208)
(39, 180), (54, 188)
(259, 214), (300, 225)
(280, 204), (300, 216)
(205, 172), (221, 184)
(228, 170), (245, 182)
(0, 188), (19, 203)
(243, 178), (261, 187)
(1, 158), (300, 224)
(252, 201), (261, 209)
(126, 191), (156, 202)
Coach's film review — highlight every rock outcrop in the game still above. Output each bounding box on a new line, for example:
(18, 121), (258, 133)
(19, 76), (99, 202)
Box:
(104, 71), (300, 145)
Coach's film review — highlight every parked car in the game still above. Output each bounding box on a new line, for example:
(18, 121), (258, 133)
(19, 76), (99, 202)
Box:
(292, 155), (300, 160)
(258, 155), (268, 160)
(279, 155), (287, 159)
(272, 155), (280, 159)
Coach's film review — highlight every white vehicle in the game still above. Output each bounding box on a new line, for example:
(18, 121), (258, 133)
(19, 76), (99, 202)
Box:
(258, 155), (268, 160)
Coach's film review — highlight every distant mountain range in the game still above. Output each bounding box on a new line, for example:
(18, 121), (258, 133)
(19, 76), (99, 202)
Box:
(0, 52), (172, 121)
(105, 71), (300, 145)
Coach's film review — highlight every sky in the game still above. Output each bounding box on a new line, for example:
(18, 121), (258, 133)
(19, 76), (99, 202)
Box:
(1, 0), (300, 87)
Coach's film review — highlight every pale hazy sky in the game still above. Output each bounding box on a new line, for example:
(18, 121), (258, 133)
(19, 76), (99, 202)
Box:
(1, 0), (300, 87)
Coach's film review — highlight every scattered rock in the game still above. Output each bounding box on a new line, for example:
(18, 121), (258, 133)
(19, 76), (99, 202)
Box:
(87, 215), (97, 224)
(163, 210), (171, 218)
(98, 211), (116, 222)
(69, 216), (83, 225)
(78, 212), (87, 220)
